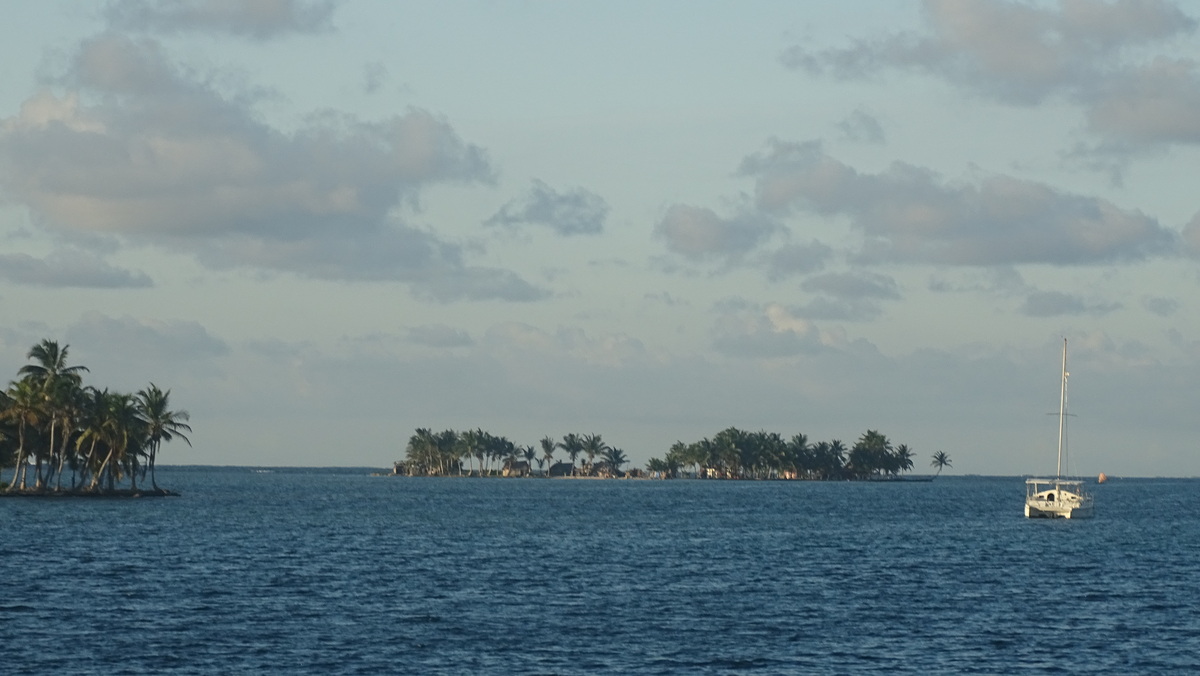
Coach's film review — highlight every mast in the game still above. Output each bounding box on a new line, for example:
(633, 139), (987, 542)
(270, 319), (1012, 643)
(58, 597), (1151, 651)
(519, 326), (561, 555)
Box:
(1056, 338), (1068, 478)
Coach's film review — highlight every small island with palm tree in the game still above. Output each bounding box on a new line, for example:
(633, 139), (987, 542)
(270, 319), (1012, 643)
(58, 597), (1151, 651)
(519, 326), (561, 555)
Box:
(1, 340), (192, 497)
(394, 425), (950, 481)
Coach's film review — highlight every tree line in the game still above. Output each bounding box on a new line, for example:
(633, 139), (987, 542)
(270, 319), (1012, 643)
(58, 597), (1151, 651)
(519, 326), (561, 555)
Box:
(398, 425), (952, 480)
(648, 427), (950, 480)
(400, 428), (629, 477)
(0, 340), (191, 495)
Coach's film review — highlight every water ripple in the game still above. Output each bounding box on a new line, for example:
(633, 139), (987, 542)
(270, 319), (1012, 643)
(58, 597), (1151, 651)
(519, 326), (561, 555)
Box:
(2, 471), (1198, 674)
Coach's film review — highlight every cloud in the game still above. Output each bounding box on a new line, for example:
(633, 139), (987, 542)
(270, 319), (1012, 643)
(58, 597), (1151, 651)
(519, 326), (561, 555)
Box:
(67, 313), (229, 368)
(783, 0), (1200, 148)
(784, 0), (1195, 103)
(1020, 290), (1121, 317)
(0, 249), (152, 288)
(0, 34), (546, 302)
(1184, 210), (1200, 255)
(655, 204), (780, 263)
(801, 271), (900, 300)
(711, 301), (843, 358)
(486, 179), (609, 236)
(788, 296), (884, 322)
(777, 271), (903, 322)
(1087, 57), (1200, 144)
(837, 109), (885, 144)
(405, 324), (475, 348)
(764, 240), (833, 281)
(104, 0), (338, 39)
(929, 266), (1027, 295)
(484, 322), (652, 369)
(363, 62), (387, 94)
(738, 139), (1178, 266)
(1141, 295), (1179, 317)
(188, 226), (546, 301)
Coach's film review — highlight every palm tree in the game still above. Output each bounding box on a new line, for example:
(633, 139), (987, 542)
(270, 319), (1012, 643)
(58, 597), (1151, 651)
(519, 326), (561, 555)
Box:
(539, 436), (556, 474)
(645, 457), (669, 477)
(694, 438), (718, 478)
(470, 428), (488, 475)
(930, 451), (952, 477)
(136, 384), (192, 490)
(3, 379), (43, 491)
(75, 387), (110, 488)
(893, 443), (915, 476)
(88, 392), (143, 491)
(665, 441), (688, 478)
(435, 429), (459, 475)
(558, 433), (583, 476)
(787, 433), (809, 479)
(827, 439), (846, 478)
(18, 339), (89, 387)
(19, 340), (88, 490)
(601, 446), (628, 476)
(582, 433), (608, 475)
(405, 428), (437, 475)
(459, 429), (482, 476)
(849, 430), (892, 479)
(521, 444), (537, 474)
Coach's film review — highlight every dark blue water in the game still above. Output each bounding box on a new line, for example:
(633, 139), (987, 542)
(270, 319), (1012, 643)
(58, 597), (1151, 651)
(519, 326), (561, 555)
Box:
(2, 469), (1198, 674)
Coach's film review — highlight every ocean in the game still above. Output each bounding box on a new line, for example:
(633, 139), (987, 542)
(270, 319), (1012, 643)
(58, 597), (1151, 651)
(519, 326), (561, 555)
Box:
(2, 468), (1197, 674)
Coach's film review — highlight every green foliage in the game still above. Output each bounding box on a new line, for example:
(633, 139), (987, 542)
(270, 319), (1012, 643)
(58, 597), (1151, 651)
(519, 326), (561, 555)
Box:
(403, 424), (918, 481)
(1, 339), (190, 493)
(930, 451), (952, 476)
(657, 427), (914, 480)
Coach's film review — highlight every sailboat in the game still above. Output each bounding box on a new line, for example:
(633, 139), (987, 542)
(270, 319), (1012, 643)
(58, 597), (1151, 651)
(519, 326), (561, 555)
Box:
(1025, 338), (1094, 519)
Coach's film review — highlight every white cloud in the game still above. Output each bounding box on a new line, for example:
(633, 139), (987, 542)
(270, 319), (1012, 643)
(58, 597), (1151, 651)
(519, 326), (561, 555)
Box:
(0, 33), (547, 302)
(1088, 58), (1200, 144)
(711, 301), (842, 358)
(783, 0), (1200, 148)
(738, 139), (1178, 265)
(655, 204), (780, 263)
(104, 0), (338, 39)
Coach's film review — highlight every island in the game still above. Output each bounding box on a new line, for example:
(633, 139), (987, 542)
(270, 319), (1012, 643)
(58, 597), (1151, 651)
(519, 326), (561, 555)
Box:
(393, 427), (951, 481)
(0, 340), (191, 497)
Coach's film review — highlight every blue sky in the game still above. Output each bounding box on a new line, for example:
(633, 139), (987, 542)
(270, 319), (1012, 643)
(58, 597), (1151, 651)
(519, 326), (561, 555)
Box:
(3, 0), (1200, 475)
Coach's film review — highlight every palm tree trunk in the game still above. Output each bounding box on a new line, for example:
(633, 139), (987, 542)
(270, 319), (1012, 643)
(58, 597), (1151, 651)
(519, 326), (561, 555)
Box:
(150, 452), (159, 489)
(148, 442), (159, 490)
(38, 418), (59, 490)
(79, 438), (99, 489)
(90, 448), (117, 491)
(54, 436), (69, 491)
(7, 450), (25, 492)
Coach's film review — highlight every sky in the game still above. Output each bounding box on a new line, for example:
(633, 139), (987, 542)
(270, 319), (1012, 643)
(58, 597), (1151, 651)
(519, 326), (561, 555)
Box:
(3, 0), (1200, 476)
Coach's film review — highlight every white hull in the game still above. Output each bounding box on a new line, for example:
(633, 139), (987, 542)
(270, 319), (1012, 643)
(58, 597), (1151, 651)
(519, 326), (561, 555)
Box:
(1025, 480), (1093, 519)
(1024, 501), (1094, 519)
